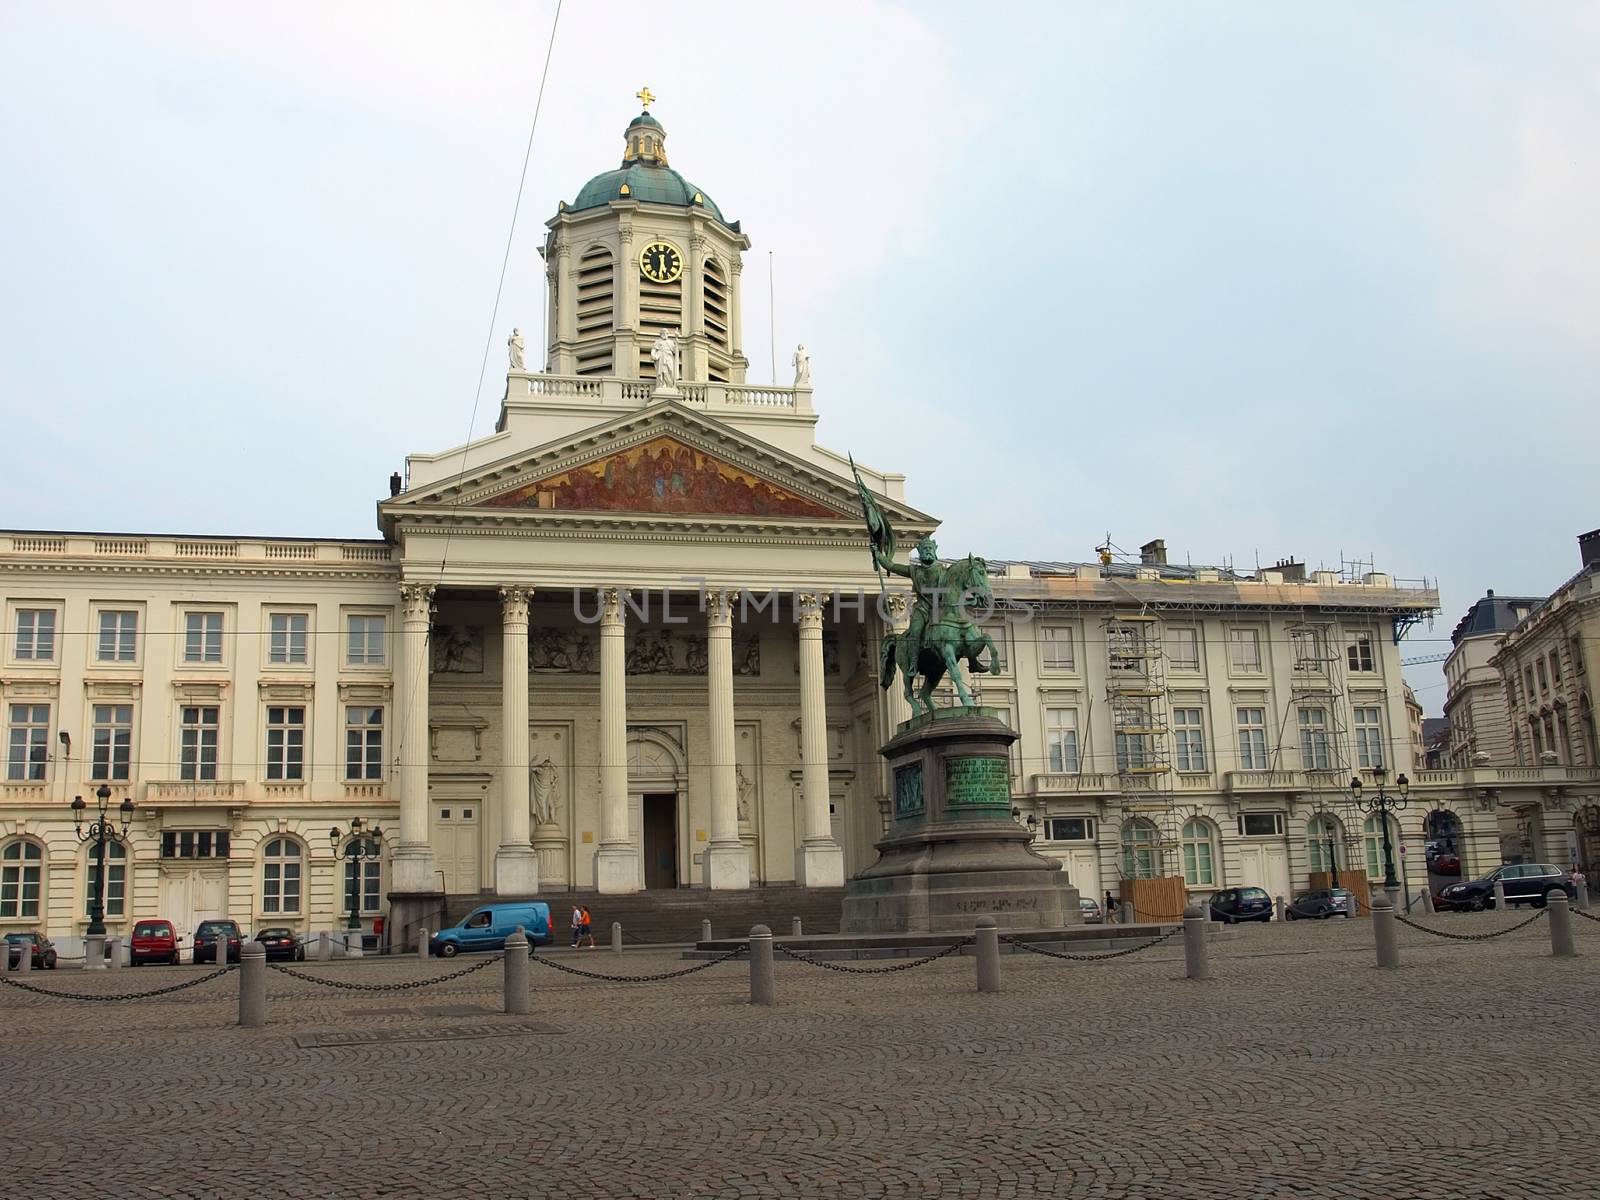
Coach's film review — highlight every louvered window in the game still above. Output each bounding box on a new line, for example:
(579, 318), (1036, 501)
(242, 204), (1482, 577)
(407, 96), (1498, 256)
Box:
(638, 273), (683, 378)
(704, 256), (729, 380)
(574, 244), (614, 376)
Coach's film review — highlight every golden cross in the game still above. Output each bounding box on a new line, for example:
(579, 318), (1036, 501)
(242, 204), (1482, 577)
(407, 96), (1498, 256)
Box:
(636, 86), (655, 109)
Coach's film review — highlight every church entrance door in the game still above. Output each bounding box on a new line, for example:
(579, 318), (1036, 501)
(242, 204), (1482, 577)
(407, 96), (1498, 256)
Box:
(433, 803), (481, 894)
(643, 793), (678, 889)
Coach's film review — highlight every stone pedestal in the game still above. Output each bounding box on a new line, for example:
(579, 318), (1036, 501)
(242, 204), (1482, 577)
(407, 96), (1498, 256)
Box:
(842, 709), (1079, 933)
(533, 825), (567, 888)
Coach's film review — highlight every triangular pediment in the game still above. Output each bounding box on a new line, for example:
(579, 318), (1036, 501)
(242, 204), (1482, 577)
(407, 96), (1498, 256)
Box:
(384, 403), (929, 533)
(482, 433), (844, 519)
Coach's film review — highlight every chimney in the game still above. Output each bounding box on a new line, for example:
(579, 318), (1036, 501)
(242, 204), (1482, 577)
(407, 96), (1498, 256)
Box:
(1139, 538), (1167, 566)
(1273, 558), (1306, 583)
(389, 472), (403, 498)
(1580, 528), (1600, 569)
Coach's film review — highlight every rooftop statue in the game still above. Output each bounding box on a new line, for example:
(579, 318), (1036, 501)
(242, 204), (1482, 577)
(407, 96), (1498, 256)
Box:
(651, 330), (679, 390)
(851, 457), (999, 716)
(508, 327), (525, 371)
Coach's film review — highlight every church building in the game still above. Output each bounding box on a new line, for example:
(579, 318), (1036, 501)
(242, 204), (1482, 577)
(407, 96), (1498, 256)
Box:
(5, 97), (1582, 955)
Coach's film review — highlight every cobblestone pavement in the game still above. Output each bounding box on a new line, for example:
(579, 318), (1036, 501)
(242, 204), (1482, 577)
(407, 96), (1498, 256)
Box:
(2, 912), (1596, 1199)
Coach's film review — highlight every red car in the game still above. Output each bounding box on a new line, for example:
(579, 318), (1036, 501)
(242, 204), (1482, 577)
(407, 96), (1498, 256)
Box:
(1431, 853), (1462, 876)
(130, 919), (180, 966)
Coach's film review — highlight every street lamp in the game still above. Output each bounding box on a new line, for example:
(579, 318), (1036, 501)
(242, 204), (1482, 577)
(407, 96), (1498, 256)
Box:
(330, 817), (383, 945)
(72, 784), (134, 966)
(1350, 765), (1409, 901)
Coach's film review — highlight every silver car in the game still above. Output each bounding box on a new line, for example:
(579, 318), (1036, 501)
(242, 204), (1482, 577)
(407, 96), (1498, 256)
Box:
(1079, 897), (1104, 924)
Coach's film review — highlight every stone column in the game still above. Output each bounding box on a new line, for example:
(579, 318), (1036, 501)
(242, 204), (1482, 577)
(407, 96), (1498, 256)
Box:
(595, 588), (639, 892)
(553, 238), (575, 373)
(796, 593), (845, 887)
(884, 594), (913, 731)
(617, 223), (639, 379)
(494, 586), (539, 895)
(728, 254), (747, 384)
(704, 589), (750, 889)
(391, 583), (438, 896)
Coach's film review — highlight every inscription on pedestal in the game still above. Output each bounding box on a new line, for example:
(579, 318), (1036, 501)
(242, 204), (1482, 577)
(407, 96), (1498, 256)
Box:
(944, 756), (1010, 808)
(894, 763), (924, 818)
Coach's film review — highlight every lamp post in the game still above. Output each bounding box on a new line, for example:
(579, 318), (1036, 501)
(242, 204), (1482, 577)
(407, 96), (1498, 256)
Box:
(1351, 765), (1409, 905)
(72, 784), (134, 969)
(330, 817), (383, 956)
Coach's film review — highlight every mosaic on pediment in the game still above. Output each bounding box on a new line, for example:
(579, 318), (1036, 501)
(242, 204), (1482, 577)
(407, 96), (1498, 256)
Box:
(482, 436), (843, 519)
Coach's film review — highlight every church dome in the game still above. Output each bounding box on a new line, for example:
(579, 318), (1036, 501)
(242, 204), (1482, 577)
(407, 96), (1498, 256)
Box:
(564, 103), (727, 224)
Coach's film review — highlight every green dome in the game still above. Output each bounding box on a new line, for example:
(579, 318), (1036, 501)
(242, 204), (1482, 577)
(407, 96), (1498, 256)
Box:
(570, 163), (725, 222)
(630, 110), (662, 130)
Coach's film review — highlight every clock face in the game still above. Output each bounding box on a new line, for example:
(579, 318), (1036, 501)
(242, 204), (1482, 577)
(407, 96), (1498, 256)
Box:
(638, 240), (684, 284)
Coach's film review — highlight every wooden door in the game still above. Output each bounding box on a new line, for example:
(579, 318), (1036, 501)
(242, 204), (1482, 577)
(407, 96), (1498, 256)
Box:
(642, 794), (678, 889)
(432, 803), (481, 894)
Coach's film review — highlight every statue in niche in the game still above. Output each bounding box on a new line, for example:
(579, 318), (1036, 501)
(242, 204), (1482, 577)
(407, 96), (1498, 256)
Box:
(508, 327), (526, 371)
(431, 625), (483, 674)
(735, 764), (754, 823)
(734, 634), (761, 677)
(529, 755), (559, 826)
(683, 634), (708, 674)
(853, 632), (870, 675)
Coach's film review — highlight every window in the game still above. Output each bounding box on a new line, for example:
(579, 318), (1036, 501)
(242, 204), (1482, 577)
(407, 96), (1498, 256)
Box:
(1549, 651), (1561, 686)
(347, 614), (387, 666)
(1572, 638), (1585, 675)
(1236, 707), (1268, 770)
(6, 704), (50, 781)
(1227, 628), (1262, 672)
(1299, 708), (1330, 770)
(85, 840), (126, 919)
(1345, 632), (1376, 673)
(96, 610), (138, 662)
(1040, 626), (1074, 670)
(1353, 706), (1384, 769)
(1044, 707), (1078, 773)
(1166, 627), (1200, 670)
(1525, 668), (1536, 701)
(159, 830), (230, 859)
(265, 706), (305, 781)
(13, 608), (56, 661)
(1307, 814), (1343, 873)
(981, 624), (1008, 673)
(179, 706), (220, 781)
(1120, 818), (1161, 880)
(1114, 725), (1151, 773)
(1181, 818), (1217, 887)
(1, 841), (43, 918)
(1537, 659), (1549, 692)
(183, 612), (223, 664)
(1045, 816), (1094, 841)
(90, 704), (133, 781)
(261, 838), (302, 914)
(1238, 811), (1285, 837)
(344, 838), (382, 915)
(268, 612), (309, 666)
(1291, 627), (1324, 669)
(345, 706), (385, 781)
(1173, 707), (1206, 771)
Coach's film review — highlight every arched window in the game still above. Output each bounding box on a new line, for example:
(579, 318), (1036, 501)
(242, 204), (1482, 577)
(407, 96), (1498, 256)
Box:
(1180, 818), (1218, 887)
(1120, 818), (1160, 880)
(261, 838), (303, 915)
(1, 839), (44, 919)
(574, 244), (615, 376)
(344, 838), (383, 917)
(84, 840), (126, 919)
(1307, 814), (1345, 873)
(1363, 814), (1400, 879)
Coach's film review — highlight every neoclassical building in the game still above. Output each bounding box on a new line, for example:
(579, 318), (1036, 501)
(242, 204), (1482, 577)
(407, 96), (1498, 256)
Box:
(4, 100), (1589, 952)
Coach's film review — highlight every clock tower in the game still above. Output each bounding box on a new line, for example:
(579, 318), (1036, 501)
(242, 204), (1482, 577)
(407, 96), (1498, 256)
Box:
(543, 91), (752, 385)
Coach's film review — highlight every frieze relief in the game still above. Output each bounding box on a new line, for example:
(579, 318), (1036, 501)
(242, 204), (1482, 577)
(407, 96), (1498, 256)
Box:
(526, 626), (761, 676)
(431, 625), (485, 674)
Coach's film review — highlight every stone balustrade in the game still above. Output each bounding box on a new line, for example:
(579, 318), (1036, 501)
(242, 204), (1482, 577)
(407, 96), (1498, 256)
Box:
(506, 371), (811, 414)
(3, 535), (393, 565)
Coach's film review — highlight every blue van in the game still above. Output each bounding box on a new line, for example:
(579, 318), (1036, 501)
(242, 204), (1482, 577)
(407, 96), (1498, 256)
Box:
(430, 902), (552, 957)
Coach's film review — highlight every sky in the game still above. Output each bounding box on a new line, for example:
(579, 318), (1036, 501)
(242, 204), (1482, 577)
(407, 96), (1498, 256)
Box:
(2, 1), (1598, 713)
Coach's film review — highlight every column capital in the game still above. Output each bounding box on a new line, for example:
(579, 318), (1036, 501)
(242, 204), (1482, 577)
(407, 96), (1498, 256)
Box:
(797, 593), (824, 630)
(600, 587), (624, 627)
(885, 593), (910, 623)
(399, 583), (436, 622)
(706, 588), (736, 627)
(499, 585), (534, 623)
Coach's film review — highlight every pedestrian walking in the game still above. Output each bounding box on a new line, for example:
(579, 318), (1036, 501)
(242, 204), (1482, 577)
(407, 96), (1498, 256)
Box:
(570, 903), (584, 948)
(1104, 891), (1118, 921)
(579, 905), (596, 949)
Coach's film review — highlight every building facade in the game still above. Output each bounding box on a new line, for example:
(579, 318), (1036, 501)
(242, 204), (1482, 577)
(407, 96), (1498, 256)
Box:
(5, 100), (1585, 952)
(1442, 590), (1544, 768)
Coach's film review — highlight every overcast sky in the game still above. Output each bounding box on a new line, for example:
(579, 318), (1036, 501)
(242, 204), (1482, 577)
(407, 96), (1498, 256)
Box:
(3, 2), (1597, 712)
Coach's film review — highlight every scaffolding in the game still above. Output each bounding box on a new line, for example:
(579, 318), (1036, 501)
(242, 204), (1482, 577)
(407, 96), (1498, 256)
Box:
(1280, 616), (1354, 793)
(1106, 613), (1178, 879)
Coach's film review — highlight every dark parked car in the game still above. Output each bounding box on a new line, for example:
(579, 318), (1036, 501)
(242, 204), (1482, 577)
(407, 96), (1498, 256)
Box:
(1436, 863), (1575, 912)
(1285, 887), (1355, 920)
(5, 931), (57, 969)
(254, 928), (304, 962)
(1208, 887), (1273, 923)
(193, 919), (243, 964)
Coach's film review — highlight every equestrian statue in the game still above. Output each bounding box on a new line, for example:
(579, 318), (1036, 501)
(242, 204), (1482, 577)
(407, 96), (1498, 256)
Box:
(850, 457), (1001, 717)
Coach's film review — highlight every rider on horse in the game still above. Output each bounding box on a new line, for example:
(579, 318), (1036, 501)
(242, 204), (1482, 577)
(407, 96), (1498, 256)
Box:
(875, 532), (954, 664)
